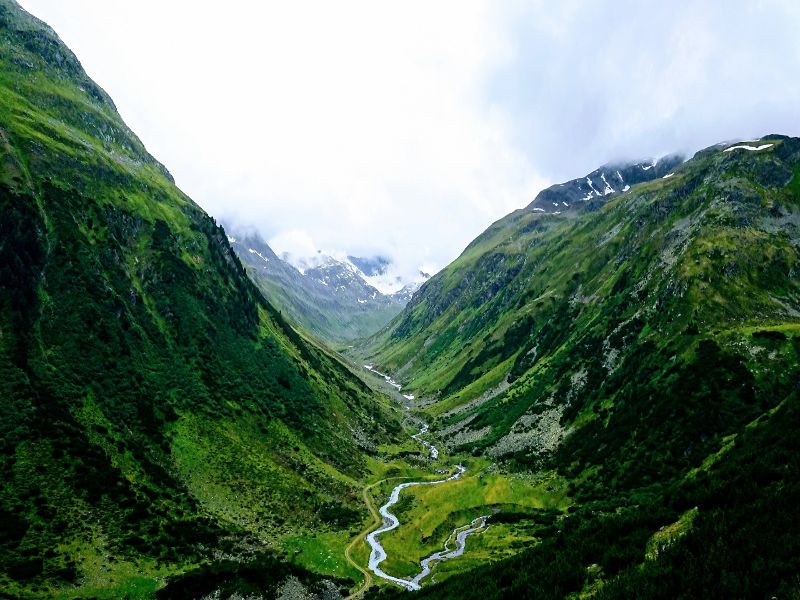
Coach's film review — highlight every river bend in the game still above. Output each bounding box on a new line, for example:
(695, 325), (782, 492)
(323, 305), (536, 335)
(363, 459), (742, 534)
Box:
(365, 425), (489, 590)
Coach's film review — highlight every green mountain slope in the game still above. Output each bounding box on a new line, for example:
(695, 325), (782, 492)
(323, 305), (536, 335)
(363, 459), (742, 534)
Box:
(361, 137), (799, 469)
(0, 2), (401, 597)
(360, 138), (800, 597)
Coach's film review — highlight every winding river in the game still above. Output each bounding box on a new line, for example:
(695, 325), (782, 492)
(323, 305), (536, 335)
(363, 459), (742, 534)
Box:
(365, 424), (489, 591)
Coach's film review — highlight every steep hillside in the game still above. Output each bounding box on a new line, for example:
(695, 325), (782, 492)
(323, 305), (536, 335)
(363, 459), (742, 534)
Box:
(384, 387), (800, 599)
(362, 138), (800, 598)
(0, 2), (402, 597)
(361, 135), (800, 483)
(226, 228), (409, 345)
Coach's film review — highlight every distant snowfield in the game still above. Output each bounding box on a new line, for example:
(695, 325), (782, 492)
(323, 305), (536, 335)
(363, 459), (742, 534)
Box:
(276, 249), (428, 295)
(724, 143), (773, 153)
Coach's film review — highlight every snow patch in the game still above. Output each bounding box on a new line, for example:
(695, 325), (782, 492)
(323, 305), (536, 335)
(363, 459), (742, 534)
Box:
(641, 158), (657, 171)
(583, 177), (602, 200)
(723, 143), (773, 153)
(600, 172), (615, 195)
(248, 248), (269, 263)
(532, 207), (546, 212)
(641, 157), (659, 171)
(622, 184), (630, 192)
(662, 172), (675, 179)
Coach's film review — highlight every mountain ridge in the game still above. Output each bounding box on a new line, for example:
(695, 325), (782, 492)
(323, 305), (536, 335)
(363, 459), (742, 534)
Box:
(524, 154), (684, 215)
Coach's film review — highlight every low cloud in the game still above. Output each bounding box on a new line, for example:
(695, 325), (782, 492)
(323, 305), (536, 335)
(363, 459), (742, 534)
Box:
(18, 0), (800, 277)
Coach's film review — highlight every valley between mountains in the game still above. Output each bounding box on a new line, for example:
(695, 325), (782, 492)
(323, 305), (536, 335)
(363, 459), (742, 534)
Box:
(1, 1), (799, 599)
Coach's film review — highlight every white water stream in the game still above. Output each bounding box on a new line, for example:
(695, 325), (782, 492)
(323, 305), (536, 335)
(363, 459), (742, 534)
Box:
(365, 424), (489, 591)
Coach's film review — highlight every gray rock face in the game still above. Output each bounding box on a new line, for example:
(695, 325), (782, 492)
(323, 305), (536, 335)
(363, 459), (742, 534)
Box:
(525, 155), (685, 215)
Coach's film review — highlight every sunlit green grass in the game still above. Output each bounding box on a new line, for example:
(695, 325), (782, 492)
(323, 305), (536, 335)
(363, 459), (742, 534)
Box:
(377, 465), (570, 579)
(280, 530), (361, 582)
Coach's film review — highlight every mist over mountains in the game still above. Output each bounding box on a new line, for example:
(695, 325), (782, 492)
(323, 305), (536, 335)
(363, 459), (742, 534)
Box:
(224, 225), (427, 344)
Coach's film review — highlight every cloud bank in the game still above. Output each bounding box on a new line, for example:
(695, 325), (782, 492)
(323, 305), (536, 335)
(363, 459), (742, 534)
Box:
(17, 0), (800, 280)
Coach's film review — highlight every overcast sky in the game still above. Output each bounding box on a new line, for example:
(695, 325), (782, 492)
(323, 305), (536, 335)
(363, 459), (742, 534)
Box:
(17, 0), (800, 280)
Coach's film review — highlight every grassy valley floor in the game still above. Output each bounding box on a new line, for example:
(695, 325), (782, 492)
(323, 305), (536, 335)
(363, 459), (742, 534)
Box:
(296, 364), (574, 596)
